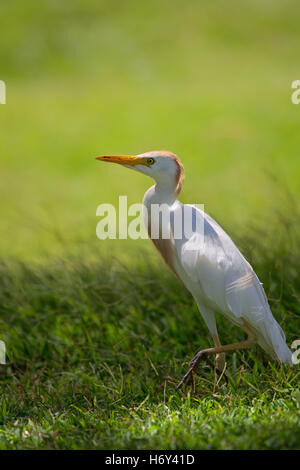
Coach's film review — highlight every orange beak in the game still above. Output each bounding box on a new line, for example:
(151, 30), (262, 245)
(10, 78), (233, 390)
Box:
(95, 155), (143, 166)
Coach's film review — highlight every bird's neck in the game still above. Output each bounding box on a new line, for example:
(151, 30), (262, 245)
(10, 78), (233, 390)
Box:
(143, 181), (179, 208)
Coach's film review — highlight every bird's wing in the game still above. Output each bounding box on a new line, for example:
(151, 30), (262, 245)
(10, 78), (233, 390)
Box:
(171, 203), (256, 316)
(170, 203), (292, 363)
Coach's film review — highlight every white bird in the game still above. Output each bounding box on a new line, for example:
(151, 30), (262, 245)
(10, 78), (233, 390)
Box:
(96, 151), (293, 389)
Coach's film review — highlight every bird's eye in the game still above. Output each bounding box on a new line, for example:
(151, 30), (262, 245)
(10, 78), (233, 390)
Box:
(147, 158), (155, 165)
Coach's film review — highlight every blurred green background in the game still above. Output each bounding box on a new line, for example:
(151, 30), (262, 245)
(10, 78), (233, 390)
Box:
(1, 0), (300, 261)
(0, 1), (300, 450)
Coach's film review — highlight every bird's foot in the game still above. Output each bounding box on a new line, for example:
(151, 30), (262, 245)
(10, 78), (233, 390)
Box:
(176, 350), (215, 390)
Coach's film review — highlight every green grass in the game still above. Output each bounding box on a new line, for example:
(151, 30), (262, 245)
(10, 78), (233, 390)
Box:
(0, 0), (300, 450)
(0, 218), (299, 449)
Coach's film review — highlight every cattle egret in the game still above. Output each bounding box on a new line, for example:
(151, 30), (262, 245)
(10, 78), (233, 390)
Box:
(96, 151), (293, 389)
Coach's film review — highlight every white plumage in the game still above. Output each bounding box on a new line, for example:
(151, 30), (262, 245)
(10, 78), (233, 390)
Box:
(96, 150), (293, 388)
(166, 201), (292, 365)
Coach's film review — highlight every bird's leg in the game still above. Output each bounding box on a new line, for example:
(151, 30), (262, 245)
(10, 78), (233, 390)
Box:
(176, 332), (256, 390)
(212, 334), (226, 392)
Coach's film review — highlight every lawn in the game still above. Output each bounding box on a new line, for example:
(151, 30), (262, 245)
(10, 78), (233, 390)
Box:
(0, 0), (299, 449)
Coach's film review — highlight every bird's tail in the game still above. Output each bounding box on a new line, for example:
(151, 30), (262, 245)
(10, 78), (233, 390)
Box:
(238, 270), (293, 365)
(254, 314), (293, 365)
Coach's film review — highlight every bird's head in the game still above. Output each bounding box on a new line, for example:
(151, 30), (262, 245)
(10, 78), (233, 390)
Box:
(96, 151), (184, 194)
